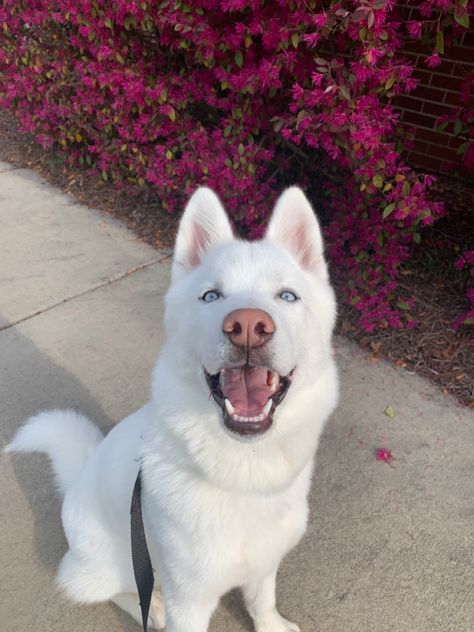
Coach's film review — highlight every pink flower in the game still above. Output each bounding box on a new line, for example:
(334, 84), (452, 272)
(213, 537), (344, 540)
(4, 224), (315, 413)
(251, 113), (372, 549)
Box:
(407, 21), (422, 39)
(313, 13), (327, 29)
(425, 53), (441, 68)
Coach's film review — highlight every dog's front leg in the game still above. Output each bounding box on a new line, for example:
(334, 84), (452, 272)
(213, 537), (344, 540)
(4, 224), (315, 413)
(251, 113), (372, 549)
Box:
(161, 586), (218, 632)
(243, 569), (301, 632)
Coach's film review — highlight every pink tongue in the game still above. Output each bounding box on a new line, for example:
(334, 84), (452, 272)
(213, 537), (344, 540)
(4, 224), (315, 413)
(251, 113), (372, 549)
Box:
(221, 367), (273, 415)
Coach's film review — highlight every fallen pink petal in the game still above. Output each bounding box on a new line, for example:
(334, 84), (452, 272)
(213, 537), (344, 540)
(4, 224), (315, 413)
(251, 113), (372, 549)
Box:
(376, 447), (394, 464)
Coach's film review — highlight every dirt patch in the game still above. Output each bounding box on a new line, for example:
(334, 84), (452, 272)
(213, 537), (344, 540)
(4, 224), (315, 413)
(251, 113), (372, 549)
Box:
(0, 109), (472, 406)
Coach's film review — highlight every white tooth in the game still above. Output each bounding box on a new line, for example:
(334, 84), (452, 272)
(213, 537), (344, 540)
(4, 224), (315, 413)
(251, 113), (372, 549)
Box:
(263, 399), (273, 416)
(225, 399), (235, 415)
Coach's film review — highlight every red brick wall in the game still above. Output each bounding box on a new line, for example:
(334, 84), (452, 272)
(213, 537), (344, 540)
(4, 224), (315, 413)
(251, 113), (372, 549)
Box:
(395, 7), (473, 174)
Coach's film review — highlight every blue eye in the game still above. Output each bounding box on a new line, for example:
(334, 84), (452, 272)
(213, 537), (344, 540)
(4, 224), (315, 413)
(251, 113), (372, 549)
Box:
(201, 290), (221, 303)
(279, 290), (299, 302)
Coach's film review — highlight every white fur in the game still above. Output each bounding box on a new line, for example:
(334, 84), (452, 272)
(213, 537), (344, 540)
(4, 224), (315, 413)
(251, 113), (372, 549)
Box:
(7, 187), (338, 632)
(5, 409), (103, 494)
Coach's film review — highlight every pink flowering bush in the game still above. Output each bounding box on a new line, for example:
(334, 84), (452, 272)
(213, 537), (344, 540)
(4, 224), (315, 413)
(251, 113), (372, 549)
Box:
(0, 0), (471, 331)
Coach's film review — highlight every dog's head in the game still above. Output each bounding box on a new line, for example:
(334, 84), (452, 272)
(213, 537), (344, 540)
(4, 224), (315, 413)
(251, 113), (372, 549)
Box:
(163, 187), (336, 440)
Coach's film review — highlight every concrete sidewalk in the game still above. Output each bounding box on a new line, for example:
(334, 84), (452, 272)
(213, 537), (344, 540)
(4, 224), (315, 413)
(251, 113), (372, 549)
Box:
(1, 161), (472, 632)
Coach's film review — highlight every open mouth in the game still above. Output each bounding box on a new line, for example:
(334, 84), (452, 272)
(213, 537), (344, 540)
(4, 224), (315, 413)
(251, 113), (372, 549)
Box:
(205, 365), (293, 436)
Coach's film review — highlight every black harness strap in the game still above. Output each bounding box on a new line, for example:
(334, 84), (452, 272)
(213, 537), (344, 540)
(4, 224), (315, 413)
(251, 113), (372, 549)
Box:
(130, 470), (154, 632)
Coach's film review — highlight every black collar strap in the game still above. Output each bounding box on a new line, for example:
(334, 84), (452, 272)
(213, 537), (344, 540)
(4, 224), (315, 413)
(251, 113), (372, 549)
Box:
(130, 470), (154, 632)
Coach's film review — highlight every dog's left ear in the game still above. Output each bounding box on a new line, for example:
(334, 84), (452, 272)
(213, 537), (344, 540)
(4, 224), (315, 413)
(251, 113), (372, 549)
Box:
(265, 187), (327, 278)
(172, 187), (234, 283)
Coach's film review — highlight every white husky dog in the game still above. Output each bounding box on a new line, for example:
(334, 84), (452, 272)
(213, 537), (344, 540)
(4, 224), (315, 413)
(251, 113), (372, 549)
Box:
(8, 187), (338, 632)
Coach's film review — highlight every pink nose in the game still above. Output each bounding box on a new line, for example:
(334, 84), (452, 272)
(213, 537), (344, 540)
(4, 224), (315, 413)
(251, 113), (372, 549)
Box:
(222, 309), (276, 349)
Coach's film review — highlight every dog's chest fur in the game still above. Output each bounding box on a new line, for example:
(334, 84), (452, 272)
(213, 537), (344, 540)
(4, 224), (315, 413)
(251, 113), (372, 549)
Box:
(142, 457), (312, 593)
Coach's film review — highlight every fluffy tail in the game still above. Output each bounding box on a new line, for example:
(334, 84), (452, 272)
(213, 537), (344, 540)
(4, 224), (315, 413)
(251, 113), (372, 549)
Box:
(6, 409), (104, 495)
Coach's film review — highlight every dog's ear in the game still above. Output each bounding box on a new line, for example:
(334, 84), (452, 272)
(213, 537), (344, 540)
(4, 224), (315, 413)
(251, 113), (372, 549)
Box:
(172, 188), (234, 282)
(265, 187), (327, 278)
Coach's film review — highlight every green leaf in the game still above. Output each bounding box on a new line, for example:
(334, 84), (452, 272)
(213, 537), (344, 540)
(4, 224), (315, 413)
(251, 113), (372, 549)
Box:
(234, 50), (243, 68)
(291, 33), (299, 49)
(454, 119), (462, 135)
(457, 141), (469, 155)
(340, 85), (350, 99)
(402, 180), (411, 197)
(384, 405), (395, 418)
(296, 109), (307, 123)
(238, 143), (244, 156)
(383, 203), (395, 218)
(167, 107), (176, 122)
(385, 76), (395, 90)
(436, 30), (444, 55)
(454, 11), (469, 28)
(104, 17), (113, 29)
(413, 232), (421, 244)
(272, 117), (284, 132)
(372, 174), (383, 189)
(397, 301), (410, 310)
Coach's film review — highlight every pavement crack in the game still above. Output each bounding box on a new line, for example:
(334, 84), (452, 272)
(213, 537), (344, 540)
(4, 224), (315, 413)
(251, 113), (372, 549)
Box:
(0, 256), (168, 333)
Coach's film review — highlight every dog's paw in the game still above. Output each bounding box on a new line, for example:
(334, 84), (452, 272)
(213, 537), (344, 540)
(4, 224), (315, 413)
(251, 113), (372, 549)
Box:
(255, 611), (301, 632)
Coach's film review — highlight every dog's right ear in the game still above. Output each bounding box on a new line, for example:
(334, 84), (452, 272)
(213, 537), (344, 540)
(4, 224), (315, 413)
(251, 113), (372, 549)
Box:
(171, 188), (234, 283)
